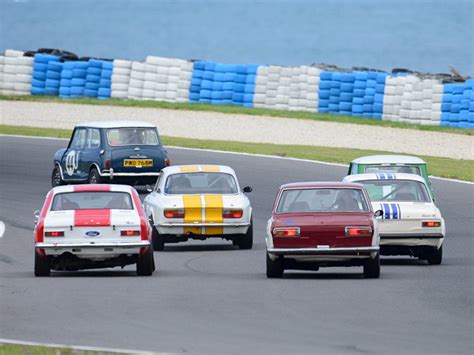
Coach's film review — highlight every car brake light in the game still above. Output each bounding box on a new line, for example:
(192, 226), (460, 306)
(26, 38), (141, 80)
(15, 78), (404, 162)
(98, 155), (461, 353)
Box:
(105, 159), (111, 169)
(120, 230), (141, 236)
(44, 231), (64, 237)
(273, 227), (300, 237)
(422, 221), (441, 228)
(165, 159), (171, 167)
(223, 209), (243, 219)
(164, 209), (185, 218)
(345, 227), (372, 237)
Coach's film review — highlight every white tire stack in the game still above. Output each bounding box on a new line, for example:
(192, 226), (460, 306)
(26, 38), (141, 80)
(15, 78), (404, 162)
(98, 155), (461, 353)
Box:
(127, 61), (146, 100)
(382, 75), (410, 122)
(14, 56), (34, 95)
(111, 59), (131, 99)
(1, 49), (25, 95)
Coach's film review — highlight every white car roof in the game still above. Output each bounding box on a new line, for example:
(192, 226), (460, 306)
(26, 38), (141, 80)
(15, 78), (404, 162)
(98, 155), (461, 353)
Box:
(51, 184), (134, 194)
(75, 121), (156, 129)
(351, 155), (426, 165)
(162, 165), (236, 176)
(344, 173), (427, 184)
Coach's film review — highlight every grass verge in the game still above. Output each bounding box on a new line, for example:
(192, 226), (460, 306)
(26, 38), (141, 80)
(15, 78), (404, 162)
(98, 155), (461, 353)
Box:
(1, 124), (472, 181)
(0, 343), (122, 355)
(1, 95), (472, 136)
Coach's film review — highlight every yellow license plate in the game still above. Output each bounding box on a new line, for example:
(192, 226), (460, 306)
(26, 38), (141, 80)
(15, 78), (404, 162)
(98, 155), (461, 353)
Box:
(123, 159), (153, 167)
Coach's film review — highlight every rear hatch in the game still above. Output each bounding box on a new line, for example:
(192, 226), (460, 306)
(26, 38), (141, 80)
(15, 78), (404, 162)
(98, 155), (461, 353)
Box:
(111, 146), (166, 173)
(272, 213), (373, 248)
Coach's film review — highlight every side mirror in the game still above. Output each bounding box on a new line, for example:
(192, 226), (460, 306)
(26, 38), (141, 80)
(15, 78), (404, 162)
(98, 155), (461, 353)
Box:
(243, 186), (252, 193)
(33, 209), (40, 224)
(145, 185), (153, 193)
(374, 209), (383, 218)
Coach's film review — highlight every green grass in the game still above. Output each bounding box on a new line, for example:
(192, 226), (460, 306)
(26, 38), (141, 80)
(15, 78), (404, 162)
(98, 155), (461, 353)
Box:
(1, 95), (472, 136)
(0, 343), (120, 355)
(1, 124), (472, 181)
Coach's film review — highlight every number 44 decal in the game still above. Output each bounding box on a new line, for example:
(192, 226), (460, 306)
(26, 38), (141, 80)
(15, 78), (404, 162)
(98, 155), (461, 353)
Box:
(65, 150), (80, 176)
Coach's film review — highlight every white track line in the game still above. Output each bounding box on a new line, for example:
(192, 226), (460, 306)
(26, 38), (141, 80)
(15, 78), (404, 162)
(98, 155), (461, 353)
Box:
(0, 338), (158, 354)
(1, 134), (472, 185)
(0, 221), (5, 238)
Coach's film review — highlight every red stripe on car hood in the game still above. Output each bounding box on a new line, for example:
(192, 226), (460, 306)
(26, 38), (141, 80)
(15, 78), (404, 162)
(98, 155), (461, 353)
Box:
(74, 209), (111, 226)
(74, 184), (111, 192)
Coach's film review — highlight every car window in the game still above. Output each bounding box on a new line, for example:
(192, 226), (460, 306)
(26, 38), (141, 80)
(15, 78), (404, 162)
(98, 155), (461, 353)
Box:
(359, 180), (431, 202)
(70, 129), (87, 149)
(364, 165), (421, 175)
(164, 172), (238, 194)
(107, 128), (159, 146)
(51, 192), (134, 210)
(276, 188), (369, 213)
(87, 128), (101, 149)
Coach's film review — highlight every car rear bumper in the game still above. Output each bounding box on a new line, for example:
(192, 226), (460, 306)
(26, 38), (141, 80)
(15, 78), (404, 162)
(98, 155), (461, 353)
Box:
(35, 240), (151, 257)
(267, 246), (379, 261)
(100, 169), (161, 177)
(380, 234), (444, 247)
(157, 222), (250, 236)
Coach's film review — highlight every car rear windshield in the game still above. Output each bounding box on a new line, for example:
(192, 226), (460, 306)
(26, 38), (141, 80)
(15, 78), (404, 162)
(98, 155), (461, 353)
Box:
(364, 165), (421, 175)
(51, 192), (134, 210)
(358, 180), (431, 202)
(276, 188), (369, 213)
(107, 127), (159, 146)
(164, 172), (238, 194)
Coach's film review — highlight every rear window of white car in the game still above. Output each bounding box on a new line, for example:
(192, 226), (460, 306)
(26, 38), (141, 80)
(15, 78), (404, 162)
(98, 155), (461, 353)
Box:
(107, 128), (159, 146)
(51, 192), (134, 210)
(164, 172), (238, 194)
(364, 165), (421, 175)
(359, 180), (431, 202)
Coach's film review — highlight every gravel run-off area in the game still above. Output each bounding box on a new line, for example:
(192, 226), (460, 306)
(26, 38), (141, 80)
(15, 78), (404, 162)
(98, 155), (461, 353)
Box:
(1, 100), (473, 160)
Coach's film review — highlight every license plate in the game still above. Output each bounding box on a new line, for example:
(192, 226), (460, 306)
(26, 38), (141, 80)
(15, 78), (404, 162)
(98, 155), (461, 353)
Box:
(123, 159), (153, 167)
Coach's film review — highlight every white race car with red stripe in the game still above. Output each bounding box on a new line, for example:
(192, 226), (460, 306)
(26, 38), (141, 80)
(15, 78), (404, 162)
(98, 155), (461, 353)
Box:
(34, 184), (155, 276)
(143, 165), (253, 250)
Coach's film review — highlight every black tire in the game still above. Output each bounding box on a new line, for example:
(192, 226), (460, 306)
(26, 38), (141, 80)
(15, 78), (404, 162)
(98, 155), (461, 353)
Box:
(51, 166), (64, 187)
(364, 253), (380, 279)
(151, 223), (165, 251)
(427, 246), (442, 265)
(238, 219), (253, 250)
(266, 252), (284, 278)
(136, 247), (154, 276)
(34, 251), (50, 277)
(88, 167), (102, 184)
(232, 238), (239, 246)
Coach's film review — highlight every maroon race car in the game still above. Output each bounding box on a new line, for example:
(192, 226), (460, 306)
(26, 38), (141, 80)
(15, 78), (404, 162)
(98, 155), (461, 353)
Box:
(265, 182), (382, 278)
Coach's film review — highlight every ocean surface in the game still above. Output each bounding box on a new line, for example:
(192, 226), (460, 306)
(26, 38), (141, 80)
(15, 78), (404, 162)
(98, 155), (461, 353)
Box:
(1, 0), (473, 76)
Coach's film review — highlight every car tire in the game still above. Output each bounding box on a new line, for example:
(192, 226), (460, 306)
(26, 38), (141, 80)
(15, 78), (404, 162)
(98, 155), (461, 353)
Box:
(88, 167), (102, 184)
(427, 246), (442, 265)
(51, 166), (64, 187)
(238, 218), (253, 250)
(266, 252), (284, 278)
(34, 251), (50, 277)
(363, 253), (380, 279)
(232, 237), (239, 246)
(151, 223), (165, 251)
(136, 247), (154, 276)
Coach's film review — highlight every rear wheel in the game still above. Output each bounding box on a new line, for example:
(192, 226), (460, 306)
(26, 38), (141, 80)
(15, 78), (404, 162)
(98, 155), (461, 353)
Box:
(266, 252), (284, 278)
(238, 219), (253, 250)
(363, 253), (380, 279)
(51, 166), (64, 187)
(151, 222), (165, 251)
(34, 251), (50, 277)
(427, 246), (442, 265)
(136, 247), (154, 276)
(88, 167), (102, 184)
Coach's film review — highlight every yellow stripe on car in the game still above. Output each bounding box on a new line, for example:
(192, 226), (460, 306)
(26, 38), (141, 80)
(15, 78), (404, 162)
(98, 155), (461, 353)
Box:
(201, 165), (220, 172)
(204, 195), (224, 235)
(183, 195), (202, 235)
(180, 166), (200, 173)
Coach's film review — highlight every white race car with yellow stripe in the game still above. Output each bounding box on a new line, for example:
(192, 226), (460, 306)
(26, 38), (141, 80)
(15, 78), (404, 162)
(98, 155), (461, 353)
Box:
(143, 165), (253, 250)
(343, 173), (445, 265)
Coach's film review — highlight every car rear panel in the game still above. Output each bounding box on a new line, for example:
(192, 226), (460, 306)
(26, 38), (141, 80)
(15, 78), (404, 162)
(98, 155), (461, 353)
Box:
(110, 147), (166, 173)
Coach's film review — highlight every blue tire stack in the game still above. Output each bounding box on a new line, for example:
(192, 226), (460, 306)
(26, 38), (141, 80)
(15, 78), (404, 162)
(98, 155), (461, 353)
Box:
(328, 72), (342, 114)
(84, 59), (102, 98)
(352, 72), (368, 116)
(44, 61), (63, 96)
(361, 72), (377, 118)
(189, 61), (205, 102)
(212, 63), (233, 105)
(373, 72), (387, 119)
(459, 80), (474, 128)
(231, 65), (248, 106)
(318, 71), (332, 113)
(243, 64), (258, 107)
(31, 54), (60, 95)
(59, 62), (74, 98)
(467, 80), (474, 129)
(98, 61), (113, 99)
(339, 73), (355, 115)
(70, 61), (88, 98)
(199, 62), (215, 104)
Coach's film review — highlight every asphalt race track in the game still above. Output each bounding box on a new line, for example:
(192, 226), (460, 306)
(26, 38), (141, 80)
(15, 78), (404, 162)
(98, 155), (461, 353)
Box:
(0, 135), (473, 354)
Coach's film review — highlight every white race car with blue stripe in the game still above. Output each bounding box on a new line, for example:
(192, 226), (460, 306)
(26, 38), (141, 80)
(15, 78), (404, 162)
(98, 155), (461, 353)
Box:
(343, 173), (445, 265)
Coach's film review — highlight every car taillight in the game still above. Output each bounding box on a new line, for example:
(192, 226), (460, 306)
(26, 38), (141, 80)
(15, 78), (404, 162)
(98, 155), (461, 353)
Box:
(120, 230), (141, 236)
(345, 227), (372, 237)
(44, 231), (64, 237)
(273, 227), (300, 237)
(165, 159), (171, 167)
(422, 221), (441, 228)
(164, 209), (185, 218)
(223, 209), (243, 219)
(105, 159), (111, 169)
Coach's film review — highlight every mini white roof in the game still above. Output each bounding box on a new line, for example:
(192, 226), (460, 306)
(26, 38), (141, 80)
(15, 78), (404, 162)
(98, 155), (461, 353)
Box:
(351, 155), (426, 165)
(75, 121), (156, 129)
(162, 165), (236, 176)
(344, 173), (427, 184)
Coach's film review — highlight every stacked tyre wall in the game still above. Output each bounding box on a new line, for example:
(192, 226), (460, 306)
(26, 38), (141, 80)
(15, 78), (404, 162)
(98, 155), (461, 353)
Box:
(1, 48), (473, 128)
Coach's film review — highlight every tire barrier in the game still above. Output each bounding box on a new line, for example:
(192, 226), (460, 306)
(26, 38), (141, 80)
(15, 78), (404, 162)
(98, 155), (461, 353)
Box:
(1, 48), (472, 128)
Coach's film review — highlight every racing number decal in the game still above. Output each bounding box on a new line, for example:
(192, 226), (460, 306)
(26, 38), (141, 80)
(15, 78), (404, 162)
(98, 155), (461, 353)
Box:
(65, 150), (80, 176)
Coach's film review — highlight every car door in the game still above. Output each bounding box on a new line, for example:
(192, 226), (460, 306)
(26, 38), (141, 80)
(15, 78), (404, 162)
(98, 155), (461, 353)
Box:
(80, 128), (102, 180)
(61, 128), (87, 181)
